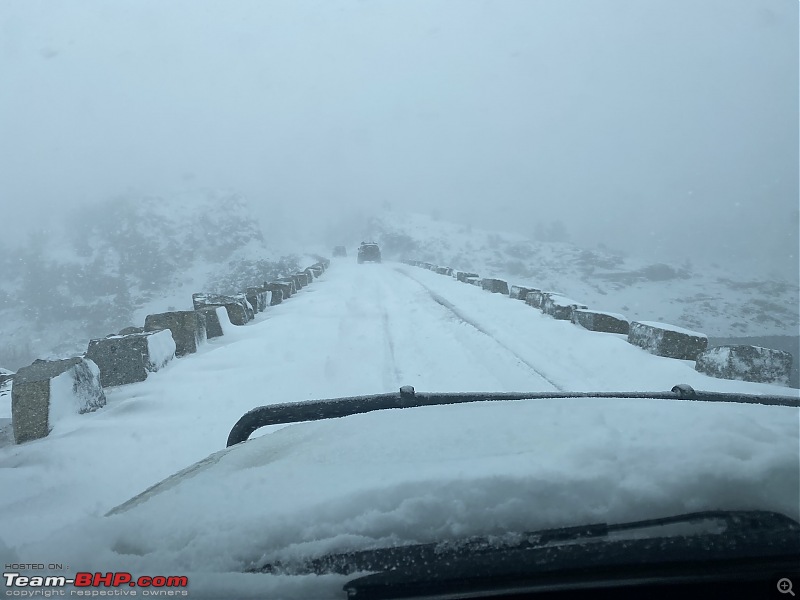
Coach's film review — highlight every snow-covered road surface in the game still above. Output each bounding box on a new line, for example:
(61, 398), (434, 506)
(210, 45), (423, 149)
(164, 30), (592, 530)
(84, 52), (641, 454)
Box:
(0, 260), (797, 598)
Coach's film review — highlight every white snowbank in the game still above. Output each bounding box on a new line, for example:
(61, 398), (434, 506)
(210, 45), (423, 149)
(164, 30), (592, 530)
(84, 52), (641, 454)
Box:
(41, 359), (106, 430)
(47, 369), (79, 427)
(48, 360), (105, 429)
(146, 329), (176, 370)
(216, 305), (236, 335)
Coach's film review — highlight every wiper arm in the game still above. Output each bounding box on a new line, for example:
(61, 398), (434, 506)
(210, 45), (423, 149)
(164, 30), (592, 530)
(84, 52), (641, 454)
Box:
(338, 511), (800, 600)
(250, 510), (800, 577)
(228, 384), (799, 446)
(252, 522), (608, 577)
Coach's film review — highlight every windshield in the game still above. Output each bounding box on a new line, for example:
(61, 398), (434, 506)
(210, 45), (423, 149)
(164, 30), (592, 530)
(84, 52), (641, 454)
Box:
(0, 1), (798, 599)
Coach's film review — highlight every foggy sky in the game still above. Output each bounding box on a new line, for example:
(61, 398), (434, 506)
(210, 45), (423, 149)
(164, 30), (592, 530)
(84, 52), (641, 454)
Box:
(1, 0), (797, 279)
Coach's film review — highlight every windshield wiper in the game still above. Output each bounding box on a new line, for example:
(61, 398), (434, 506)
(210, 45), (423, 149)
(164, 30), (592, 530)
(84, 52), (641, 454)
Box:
(227, 384), (799, 446)
(336, 510), (799, 599)
(250, 510), (799, 578)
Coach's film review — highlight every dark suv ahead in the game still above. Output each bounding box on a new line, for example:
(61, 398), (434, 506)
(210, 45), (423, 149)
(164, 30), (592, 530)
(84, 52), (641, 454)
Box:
(357, 242), (381, 264)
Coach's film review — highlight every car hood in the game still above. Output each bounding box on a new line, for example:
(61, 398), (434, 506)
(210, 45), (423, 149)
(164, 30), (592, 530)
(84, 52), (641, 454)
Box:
(20, 395), (798, 597)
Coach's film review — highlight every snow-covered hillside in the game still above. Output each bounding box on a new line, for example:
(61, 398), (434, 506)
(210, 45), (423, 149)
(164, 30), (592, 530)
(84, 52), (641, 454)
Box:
(2, 205), (796, 374)
(0, 190), (300, 370)
(362, 212), (799, 340)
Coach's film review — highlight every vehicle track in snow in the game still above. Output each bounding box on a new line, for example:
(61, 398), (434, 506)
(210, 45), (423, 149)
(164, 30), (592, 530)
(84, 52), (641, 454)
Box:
(240, 261), (563, 396)
(323, 262), (554, 393)
(375, 276), (402, 389)
(393, 267), (564, 392)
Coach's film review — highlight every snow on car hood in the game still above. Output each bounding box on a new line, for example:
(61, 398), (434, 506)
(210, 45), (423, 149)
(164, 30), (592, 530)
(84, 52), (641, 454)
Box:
(22, 396), (797, 584)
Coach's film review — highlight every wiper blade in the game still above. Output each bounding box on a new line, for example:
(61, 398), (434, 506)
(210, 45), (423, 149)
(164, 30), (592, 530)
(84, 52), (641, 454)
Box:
(339, 511), (800, 600)
(227, 384), (799, 446)
(250, 510), (800, 577)
(254, 523), (608, 577)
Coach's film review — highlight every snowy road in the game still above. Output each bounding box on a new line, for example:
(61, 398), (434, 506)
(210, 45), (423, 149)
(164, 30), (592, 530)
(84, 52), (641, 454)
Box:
(1, 261), (569, 551)
(313, 262), (562, 393)
(0, 260), (796, 594)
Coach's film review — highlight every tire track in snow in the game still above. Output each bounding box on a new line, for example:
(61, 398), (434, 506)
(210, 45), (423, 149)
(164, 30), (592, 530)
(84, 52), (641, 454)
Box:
(394, 267), (565, 392)
(325, 267), (382, 386)
(375, 276), (402, 389)
(370, 266), (519, 390)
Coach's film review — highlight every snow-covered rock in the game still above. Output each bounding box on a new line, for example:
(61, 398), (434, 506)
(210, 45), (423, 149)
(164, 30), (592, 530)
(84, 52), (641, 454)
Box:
(144, 311), (206, 357)
(146, 329), (177, 370)
(481, 278), (510, 295)
(310, 257), (330, 271)
(628, 321), (708, 360)
(695, 345), (793, 386)
(292, 273), (308, 289)
(234, 293), (256, 321)
(85, 330), (176, 387)
(192, 293), (251, 326)
(510, 285), (535, 300)
(525, 289), (558, 309)
(263, 283), (285, 305)
(197, 306), (225, 339)
(11, 357), (105, 443)
(245, 286), (269, 313)
(269, 281), (294, 300)
(276, 278), (297, 296)
(456, 271), (479, 282)
(542, 295), (588, 321)
(571, 309), (630, 334)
